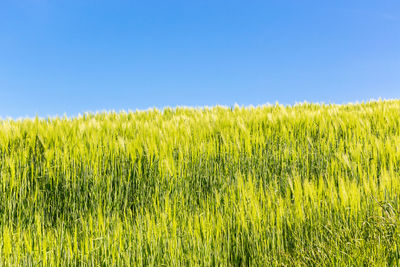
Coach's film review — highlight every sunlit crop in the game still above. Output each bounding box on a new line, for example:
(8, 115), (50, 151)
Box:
(1, 100), (400, 265)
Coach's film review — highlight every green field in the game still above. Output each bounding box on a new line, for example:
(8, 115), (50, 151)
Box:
(1, 100), (400, 265)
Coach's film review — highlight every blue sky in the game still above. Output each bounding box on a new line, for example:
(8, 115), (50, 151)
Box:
(1, 0), (399, 118)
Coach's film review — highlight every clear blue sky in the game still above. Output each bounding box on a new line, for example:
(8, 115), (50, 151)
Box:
(1, 0), (399, 118)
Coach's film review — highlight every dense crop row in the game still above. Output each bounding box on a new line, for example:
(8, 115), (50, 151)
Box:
(1, 100), (400, 265)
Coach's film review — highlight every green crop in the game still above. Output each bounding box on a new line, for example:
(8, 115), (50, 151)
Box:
(1, 100), (400, 266)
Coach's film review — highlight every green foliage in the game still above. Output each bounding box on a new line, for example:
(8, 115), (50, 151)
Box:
(1, 100), (400, 265)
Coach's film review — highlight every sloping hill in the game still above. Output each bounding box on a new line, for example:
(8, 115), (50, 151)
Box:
(1, 100), (400, 265)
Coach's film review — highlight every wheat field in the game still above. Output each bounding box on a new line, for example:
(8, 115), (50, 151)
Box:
(1, 100), (400, 265)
